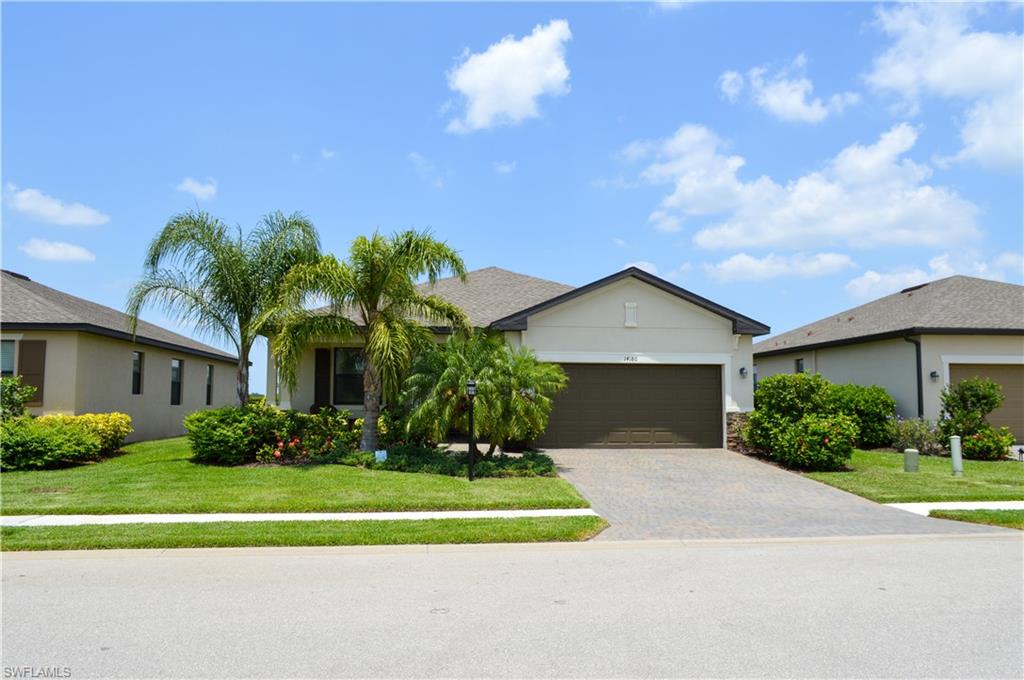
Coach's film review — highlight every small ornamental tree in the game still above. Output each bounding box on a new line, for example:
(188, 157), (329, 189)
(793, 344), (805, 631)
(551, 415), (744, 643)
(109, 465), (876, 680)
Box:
(938, 377), (1013, 460)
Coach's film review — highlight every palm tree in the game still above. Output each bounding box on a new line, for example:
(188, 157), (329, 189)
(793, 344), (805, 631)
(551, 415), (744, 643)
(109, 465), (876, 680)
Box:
(273, 230), (469, 451)
(127, 209), (321, 406)
(403, 330), (568, 454)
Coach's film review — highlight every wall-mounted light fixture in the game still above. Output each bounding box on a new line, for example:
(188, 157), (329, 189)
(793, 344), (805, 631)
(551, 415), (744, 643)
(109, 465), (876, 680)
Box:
(739, 366), (748, 378)
(929, 370), (940, 381)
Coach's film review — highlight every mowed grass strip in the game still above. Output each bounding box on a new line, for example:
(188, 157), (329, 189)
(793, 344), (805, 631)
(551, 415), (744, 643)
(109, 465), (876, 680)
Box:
(929, 510), (1024, 530)
(0, 438), (588, 515)
(0, 516), (608, 551)
(806, 449), (1024, 503)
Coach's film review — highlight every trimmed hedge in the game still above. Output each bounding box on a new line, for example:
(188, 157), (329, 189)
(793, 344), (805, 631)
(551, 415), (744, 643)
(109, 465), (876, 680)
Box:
(37, 413), (133, 455)
(743, 373), (895, 470)
(1, 416), (102, 470)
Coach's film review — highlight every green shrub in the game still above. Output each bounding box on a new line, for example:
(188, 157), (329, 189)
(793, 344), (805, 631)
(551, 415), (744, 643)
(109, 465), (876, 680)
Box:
(961, 426), (1014, 461)
(184, 405), (280, 465)
(776, 413), (858, 471)
(888, 417), (943, 455)
(742, 411), (791, 453)
(753, 373), (833, 420)
(1, 376), (37, 419)
(938, 377), (1010, 459)
(330, 443), (557, 478)
(38, 413), (133, 455)
(826, 384), (896, 448)
(0, 416), (102, 470)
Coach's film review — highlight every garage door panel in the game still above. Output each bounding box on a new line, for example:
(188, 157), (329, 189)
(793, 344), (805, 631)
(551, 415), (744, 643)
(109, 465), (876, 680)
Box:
(537, 364), (723, 449)
(949, 364), (1024, 440)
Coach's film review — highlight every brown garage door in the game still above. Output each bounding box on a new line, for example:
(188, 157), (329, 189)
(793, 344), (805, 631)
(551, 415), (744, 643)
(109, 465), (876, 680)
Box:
(536, 364), (722, 448)
(949, 364), (1024, 440)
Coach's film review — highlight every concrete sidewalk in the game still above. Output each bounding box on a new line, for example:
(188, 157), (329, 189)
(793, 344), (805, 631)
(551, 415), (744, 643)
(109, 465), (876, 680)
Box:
(886, 500), (1024, 515)
(0, 508), (599, 527)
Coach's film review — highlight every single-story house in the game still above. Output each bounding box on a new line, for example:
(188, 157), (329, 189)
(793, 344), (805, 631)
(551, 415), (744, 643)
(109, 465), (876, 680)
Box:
(1, 270), (238, 441)
(753, 275), (1024, 439)
(267, 266), (770, 448)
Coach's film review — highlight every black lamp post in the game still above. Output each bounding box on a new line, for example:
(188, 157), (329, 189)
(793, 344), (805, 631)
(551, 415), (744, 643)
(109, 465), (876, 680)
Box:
(466, 379), (477, 481)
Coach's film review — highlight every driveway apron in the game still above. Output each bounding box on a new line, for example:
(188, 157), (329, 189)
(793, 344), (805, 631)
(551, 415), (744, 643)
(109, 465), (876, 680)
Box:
(548, 448), (1008, 540)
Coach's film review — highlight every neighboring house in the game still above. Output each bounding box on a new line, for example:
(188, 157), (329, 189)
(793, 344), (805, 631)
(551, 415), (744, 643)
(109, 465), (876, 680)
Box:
(267, 266), (770, 448)
(1, 270), (238, 441)
(753, 275), (1024, 440)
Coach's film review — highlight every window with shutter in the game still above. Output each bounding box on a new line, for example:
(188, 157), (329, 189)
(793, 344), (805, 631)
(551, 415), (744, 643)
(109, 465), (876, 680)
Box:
(17, 340), (46, 405)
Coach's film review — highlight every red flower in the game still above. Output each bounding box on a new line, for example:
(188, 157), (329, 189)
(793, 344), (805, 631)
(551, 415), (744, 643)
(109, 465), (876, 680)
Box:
(273, 450), (282, 459)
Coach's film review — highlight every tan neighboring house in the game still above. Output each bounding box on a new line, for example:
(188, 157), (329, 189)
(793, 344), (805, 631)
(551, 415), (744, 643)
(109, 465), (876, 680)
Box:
(267, 266), (770, 449)
(753, 275), (1024, 440)
(1, 270), (238, 441)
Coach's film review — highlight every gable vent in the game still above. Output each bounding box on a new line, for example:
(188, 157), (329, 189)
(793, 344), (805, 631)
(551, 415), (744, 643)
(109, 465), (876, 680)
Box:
(624, 302), (638, 327)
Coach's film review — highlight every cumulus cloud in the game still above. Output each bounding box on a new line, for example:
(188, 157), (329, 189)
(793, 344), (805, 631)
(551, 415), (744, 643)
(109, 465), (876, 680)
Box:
(320, 148), (337, 160)
(446, 19), (572, 133)
(622, 122), (979, 249)
(493, 160), (517, 174)
(845, 251), (1023, 300)
(176, 177), (217, 201)
(866, 4), (1022, 171)
(704, 252), (855, 282)
(625, 261), (658, 275)
(3, 184), (109, 226)
(18, 238), (96, 262)
(720, 54), (859, 123)
(408, 152), (445, 189)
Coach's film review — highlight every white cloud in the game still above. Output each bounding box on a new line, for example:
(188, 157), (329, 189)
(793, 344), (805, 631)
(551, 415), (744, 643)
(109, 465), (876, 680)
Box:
(18, 238), (96, 262)
(866, 4), (1023, 171)
(612, 238), (627, 247)
(3, 184), (109, 226)
(845, 251), (1023, 300)
(320, 148), (337, 160)
(665, 262), (693, 282)
(290, 152), (303, 163)
(408, 152), (444, 189)
(718, 71), (744, 102)
(625, 261), (658, 274)
(175, 177), (217, 201)
(446, 19), (572, 133)
(622, 122), (979, 249)
(493, 160), (517, 174)
(721, 54), (859, 123)
(704, 252), (855, 283)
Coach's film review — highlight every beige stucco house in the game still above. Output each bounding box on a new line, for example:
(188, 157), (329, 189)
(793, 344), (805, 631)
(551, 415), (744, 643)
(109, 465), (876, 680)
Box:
(267, 266), (770, 448)
(1, 270), (238, 441)
(754, 276), (1024, 440)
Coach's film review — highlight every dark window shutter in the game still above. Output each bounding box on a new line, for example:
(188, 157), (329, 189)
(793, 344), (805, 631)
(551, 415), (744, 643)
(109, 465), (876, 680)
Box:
(313, 349), (331, 408)
(18, 340), (46, 405)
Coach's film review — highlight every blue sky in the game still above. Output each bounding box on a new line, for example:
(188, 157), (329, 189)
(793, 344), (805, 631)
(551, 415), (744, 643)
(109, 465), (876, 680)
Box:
(3, 2), (1022, 393)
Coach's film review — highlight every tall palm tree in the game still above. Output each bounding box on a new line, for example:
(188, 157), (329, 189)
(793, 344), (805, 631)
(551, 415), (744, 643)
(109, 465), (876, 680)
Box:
(127, 209), (321, 405)
(274, 230), (469, 451)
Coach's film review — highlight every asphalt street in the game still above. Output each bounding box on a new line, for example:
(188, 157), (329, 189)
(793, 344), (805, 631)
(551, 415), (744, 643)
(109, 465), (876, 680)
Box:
(3, 533), (1021, 678)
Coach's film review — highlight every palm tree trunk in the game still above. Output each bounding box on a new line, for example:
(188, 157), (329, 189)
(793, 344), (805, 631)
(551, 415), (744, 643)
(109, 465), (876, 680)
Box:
(361, 360), (382, 451)
(236, 354), (249, 406)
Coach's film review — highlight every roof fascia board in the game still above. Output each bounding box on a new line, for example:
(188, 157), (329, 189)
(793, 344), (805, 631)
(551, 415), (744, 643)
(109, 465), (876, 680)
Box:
(753, 327), (1024, 358)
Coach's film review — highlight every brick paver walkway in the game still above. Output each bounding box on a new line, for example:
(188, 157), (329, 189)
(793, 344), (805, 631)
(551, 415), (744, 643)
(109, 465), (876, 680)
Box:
(548, 448), (1007, 540)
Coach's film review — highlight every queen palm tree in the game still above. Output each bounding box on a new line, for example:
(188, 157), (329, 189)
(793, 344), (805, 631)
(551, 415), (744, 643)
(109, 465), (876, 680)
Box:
(273, 230), (469, 451)
(127, 209), (321, 405)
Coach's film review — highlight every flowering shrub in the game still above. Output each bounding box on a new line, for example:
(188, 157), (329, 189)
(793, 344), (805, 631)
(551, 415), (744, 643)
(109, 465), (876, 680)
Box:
(888, 417), (943, 456)
(961, 426), (1015, 461)
(38, 413), (133, 455)
(776, 413), (859, 471)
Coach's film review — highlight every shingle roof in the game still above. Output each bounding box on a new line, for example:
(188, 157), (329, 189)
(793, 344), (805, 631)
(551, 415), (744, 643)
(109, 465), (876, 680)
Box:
(314, 266), (575, 328)
(1, 270), (237, 362)
(419, 266), (575, 327)
(754, 275), (1024, 356)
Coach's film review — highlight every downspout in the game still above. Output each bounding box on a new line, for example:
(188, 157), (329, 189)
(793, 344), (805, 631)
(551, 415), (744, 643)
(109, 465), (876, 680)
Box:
(903, 336), (924, 417)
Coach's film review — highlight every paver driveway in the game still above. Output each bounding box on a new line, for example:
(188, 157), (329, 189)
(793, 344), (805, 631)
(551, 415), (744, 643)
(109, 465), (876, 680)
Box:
(548, 448), (1006, 540)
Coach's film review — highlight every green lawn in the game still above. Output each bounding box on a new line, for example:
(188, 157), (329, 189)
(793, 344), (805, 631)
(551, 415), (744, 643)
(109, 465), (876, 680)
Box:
(806, 449), (1024, 503)
(929, 510), (1024, 530)
(0, 438), (588, 515)
(0, 516), (608, 551)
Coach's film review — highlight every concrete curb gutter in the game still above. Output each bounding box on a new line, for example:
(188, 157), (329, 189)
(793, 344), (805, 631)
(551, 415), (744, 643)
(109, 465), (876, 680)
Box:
(0, 508), (599, 527)
(886, 501), (1024, 515)
(3, 531), (1019, 561)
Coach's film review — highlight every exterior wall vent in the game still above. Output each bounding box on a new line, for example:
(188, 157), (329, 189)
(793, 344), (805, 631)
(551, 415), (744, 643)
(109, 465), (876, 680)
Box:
(624, 302), (638, 327)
